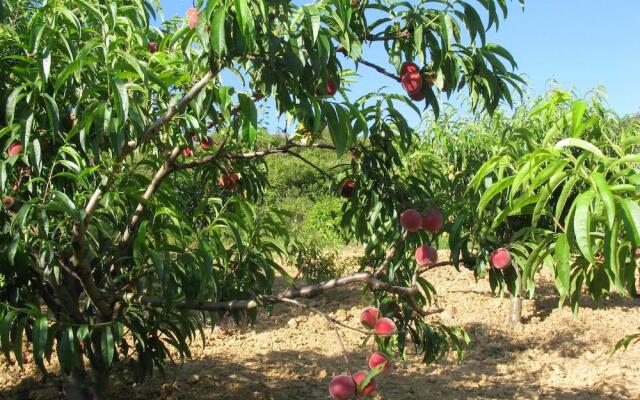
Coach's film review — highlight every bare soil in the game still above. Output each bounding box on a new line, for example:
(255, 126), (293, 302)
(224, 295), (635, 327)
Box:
(1, 251), (639, 399)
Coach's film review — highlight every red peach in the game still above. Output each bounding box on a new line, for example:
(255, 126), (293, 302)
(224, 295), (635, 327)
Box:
(7, 142), (23, 157)
(219, 172), (239, 190)
(368, 352), (392, 373)
(400, 62), (419, 76)
(408, 90), (425, 101)
(186, 8), (200, 29)
(400, 209), (422, 232)
(360, 307), (380, 329)
(326, 79), (338, 96)
(421, 209), (444, 233)
(182, 147), (194, 157)
(373, 317), (397, 337)
(3, 196), (15, 208)
(353, 370), (376, 396)
(401, 71), (423, 94)
(329, 375), (356, 400)
(490, 248), (512, 269)
(200, 137), (214, 150)
(415, 245), (437, 266)
(340, 179), (355, 198)
(148, 42), (158, 53)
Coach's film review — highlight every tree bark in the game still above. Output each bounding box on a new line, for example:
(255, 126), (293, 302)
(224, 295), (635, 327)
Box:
(509, 263), (523, 326)
(63, 367), (90, 400)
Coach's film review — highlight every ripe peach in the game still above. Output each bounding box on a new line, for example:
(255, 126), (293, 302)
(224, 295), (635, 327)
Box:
(326, 79), (338, 96)
(200, 137), (214, 150)
(340, 179), (355, 198)
(186, 7), (200, 29)
(7, 141), (23, 157)
(373, 317), (397, 337)
(415, 245), (437, 266)
(148, 41), (158, 53)
(360, 307), (380, 329)
(3, 196), (15, 208)
(353, 370), (376, 396)
(421, 209), (444, 233)
(401, 71), (423, 94)
(408, 90), (425, 101)
(400, 62), (419, 76)
(368, 352), (392, 373)
(329, 375), (356, 400)
(182, 147), (194, 157)
(490, 248), (512, 269)
(219, 172), (239, 190)
(400, 209), (422, 232)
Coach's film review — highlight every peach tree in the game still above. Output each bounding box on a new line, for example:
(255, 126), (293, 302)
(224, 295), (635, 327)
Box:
(411, 91), (640, 325)
(0, 0), (523, 398)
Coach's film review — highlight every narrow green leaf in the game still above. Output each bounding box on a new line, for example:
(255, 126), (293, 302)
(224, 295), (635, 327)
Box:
(555, 138), (605, 160)
(555, 233), (570, 299)
(619, 199), (640, 246)
(0, 311), (15, 361)
(112, 78), (129, 123)
(592, 172), (615, 229)
(5, 86), (23, 126)
(32, 316), (48, 367)
(478, 176), (515, 212)
(573, 191), (595, 263)
(101, 327), (114, 367)
(210, 7), (227, 56)
(571, 100), (586, 136)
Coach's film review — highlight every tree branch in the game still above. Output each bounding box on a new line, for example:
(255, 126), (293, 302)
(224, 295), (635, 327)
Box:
(118, 271), (419, 312)
(283, 149), (334, 180)
(120, 146), (182, 247)
(71, 69), (218, 318)
(373, 230), (409, 276)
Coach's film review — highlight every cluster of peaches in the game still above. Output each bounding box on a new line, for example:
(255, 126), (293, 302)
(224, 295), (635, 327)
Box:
(328, 307), (396, 399)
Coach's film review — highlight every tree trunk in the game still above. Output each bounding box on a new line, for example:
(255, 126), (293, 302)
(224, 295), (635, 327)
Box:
(63, 367), (90, 400)
(509, 295), (523, 326)
(509, 263), (523, 326)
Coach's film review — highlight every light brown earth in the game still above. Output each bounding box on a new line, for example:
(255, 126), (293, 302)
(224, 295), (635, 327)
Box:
(1, 251), (639, 399)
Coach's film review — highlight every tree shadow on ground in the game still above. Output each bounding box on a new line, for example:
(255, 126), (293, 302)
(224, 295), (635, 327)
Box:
(1, 321), (635, 400)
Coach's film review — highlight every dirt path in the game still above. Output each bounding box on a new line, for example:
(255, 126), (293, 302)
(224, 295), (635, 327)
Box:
(2, 252), (639, 399)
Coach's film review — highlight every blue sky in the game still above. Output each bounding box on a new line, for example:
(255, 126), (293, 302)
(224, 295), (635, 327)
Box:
(159, 0), (640, 129)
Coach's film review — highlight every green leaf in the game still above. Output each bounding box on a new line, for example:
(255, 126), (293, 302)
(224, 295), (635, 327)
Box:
(234, 0), (255, 48)
(101, 327), (114, 367)
(571, 100), (586, 136)
(112, 78), (129, 124)
(13, 317), (26, 367)
(304, 5), (320, 45)
(239, 93), (257, 145)
(0, 310), (15, 361)
(5, 86), (23, 126)
(555, 138), (605, 160)
(32, 316), (48, 367)
(618, 199), (640, 246)
(592, 172), (615, 229)
(554, 233), (570, 299)
(42, 93), (60, 134)
(210, 7), (227, 56)
(477, 176), (515, 212)
(573, 190), (595, 263)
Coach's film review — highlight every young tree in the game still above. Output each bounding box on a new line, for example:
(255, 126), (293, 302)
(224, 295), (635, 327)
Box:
(0, 0), (523, 398)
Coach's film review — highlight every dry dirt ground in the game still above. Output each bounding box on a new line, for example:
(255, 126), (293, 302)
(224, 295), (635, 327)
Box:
(1, 251), (640, 400)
